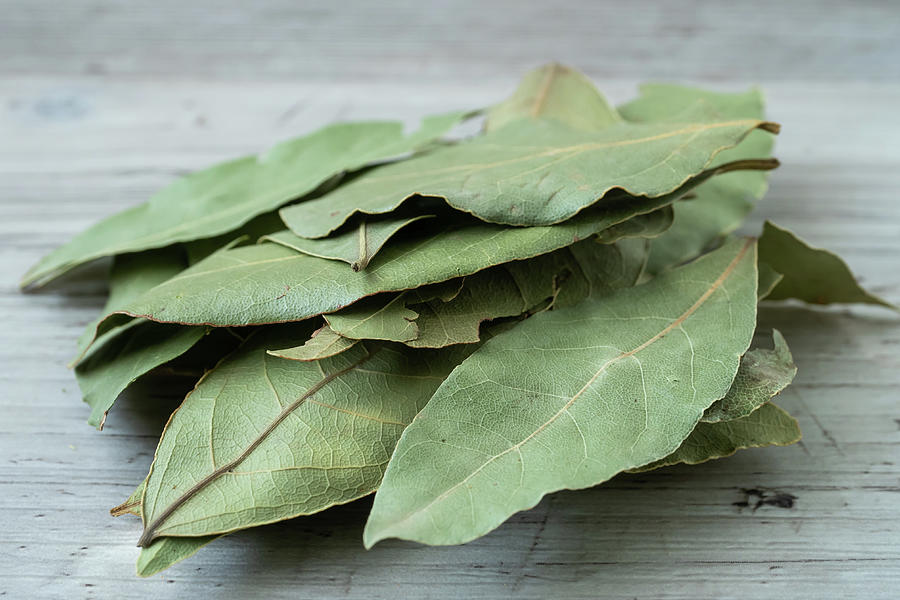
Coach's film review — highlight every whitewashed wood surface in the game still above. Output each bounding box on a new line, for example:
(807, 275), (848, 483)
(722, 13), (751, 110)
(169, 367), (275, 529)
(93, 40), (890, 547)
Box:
(1, 1), (899, 598)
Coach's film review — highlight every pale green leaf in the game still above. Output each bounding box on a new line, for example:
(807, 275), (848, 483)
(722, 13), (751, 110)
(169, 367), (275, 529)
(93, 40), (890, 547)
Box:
(267, 325), (360, 362)
(325, 293), (419, 342)
(137, 327), (478, 546)
(22, 111), (469, 287)
(262, 214), (435, 271)
(364, 237), (759, 547)
(89, 161), (765, 338)
(633, 403), (801, 472)
(319, 237), (649, 349)
(702, 330), (796, 423)
(280, 115), (778, 236)
(486, 63), (622, 132)
(759, 221), (896, 309)
(619, 85), (776, 274)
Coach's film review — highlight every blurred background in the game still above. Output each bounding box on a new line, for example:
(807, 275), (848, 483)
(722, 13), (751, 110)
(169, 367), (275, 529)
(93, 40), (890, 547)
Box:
(2, 2), (898, 598)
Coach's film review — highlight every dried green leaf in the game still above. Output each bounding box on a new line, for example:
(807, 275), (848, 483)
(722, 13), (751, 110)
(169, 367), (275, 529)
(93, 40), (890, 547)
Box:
(137, 327), (478, 546)
(88, 162), (765, 340)
(76, 323), (206, 429)
(73, 247), (189, 366)
(634, 403), (800, 472)
(70, 247), (206, 427)
(365, 237), (758, 547)
(759, 221), (895, 309)
(267, 325), (360, 362)
(22, 111), (469, 287)
(702, 329), (796, 423)
(280, 113), (777, 236)
(326, 293), (419, 342)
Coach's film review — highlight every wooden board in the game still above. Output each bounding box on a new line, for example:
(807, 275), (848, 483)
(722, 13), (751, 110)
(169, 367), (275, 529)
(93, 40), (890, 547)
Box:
(1, 1), (898, 597)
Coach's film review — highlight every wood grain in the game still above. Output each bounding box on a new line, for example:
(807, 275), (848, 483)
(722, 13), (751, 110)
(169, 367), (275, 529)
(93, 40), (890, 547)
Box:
(1, 1), (899, 598)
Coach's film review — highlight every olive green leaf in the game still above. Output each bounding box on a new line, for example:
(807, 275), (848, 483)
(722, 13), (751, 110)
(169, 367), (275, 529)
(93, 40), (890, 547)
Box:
(137, 327), (478, 546)
(263, 214), (435, 271)
(485, 63), (622, 132)
(408, 238), (651, 348)
(73, 246), (189, 366)
(76, 323), (207, 429)
(22, 111), (469, 287)
(702, 329), (796, 423)
(184, 210), (288, 266)
(364, 237), (759, 547)
(71, 247), (207, 428)
(619, 84), (775, 274)
(759, 221), (896, 309)
(758, 261), (784, 300)
(325, 293), (420, 342)
(274, 237), (649, 351)
(280, 114), (778, 236)
(88, 199), (668, 332)
(267, 325), (360, 362)
(87, 160), (768, 340)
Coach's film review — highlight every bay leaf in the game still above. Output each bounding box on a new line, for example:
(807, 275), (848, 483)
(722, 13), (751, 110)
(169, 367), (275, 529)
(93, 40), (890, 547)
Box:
(619, 84), (775, 274)
(633, 403), (800, 472)
(364, 237), (759, 547)
(76, 323), (207, 429)
(758, 261), (784, 300)
(270, 237), (649, 352)
(89, 200), (665, 332)
(408, 238), (651, 348)
(262, 214), (435, 271)
(22, 111), (469, 287)
(325, 293), (419, 342)
(280, 114), (778, 236)
(73, 246), (189, 366)
(72, 247), (207, 428)
(268, 324), (360, 362)
(702, 329), (796, 423)
(184, 210), (288, 266)
(485, 63), (622, 132)
(759, 221), (896, 309)
(89, 159), (768, 338)
(137, 327), (478, 546)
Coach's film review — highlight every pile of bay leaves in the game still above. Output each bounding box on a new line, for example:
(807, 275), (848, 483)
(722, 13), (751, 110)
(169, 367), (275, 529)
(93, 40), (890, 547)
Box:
(23, 65), (895, 576)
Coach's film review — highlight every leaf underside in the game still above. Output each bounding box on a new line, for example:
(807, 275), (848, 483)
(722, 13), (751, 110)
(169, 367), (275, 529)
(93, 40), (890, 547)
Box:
(364, 237), (759, 547)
